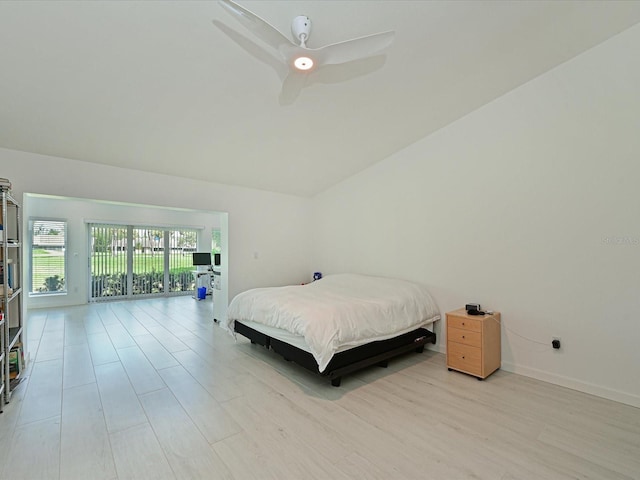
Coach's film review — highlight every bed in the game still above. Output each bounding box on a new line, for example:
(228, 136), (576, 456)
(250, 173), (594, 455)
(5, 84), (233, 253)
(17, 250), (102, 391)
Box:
(224, 273), (440, 386)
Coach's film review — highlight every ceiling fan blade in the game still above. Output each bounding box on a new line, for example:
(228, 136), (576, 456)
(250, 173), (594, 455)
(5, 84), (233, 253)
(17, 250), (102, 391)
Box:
(279, 71), (307, 106)
(307, 55), (387, 87)
(315, 31), (395, 66)
(212, 20), (288, 81)
(219, 0), (294, 54)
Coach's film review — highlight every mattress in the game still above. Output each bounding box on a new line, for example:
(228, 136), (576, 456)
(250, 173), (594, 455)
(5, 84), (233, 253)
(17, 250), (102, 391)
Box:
(236, 319), (385, 355)
(225, 273), (441, 372)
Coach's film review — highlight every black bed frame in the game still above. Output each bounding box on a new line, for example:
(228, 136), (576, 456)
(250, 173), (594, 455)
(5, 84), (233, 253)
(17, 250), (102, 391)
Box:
(234, 321), (436, 387)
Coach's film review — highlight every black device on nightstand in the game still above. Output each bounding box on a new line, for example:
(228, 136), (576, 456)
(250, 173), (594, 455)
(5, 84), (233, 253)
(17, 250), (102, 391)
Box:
(465, 303), (485, 315)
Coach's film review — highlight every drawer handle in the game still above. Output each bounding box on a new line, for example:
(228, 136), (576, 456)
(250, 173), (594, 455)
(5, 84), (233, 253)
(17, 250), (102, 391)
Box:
(462, 356), (465, 359)
(462, 335), (465, 339)
(462, 322), (465, 326)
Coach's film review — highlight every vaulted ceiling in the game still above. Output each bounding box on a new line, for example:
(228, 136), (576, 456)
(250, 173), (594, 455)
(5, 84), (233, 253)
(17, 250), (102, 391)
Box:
(1, 1), (639, 196)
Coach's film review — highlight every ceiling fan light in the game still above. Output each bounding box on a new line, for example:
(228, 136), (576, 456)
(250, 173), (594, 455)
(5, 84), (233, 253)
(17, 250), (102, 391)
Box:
(293, 56), (314, 71)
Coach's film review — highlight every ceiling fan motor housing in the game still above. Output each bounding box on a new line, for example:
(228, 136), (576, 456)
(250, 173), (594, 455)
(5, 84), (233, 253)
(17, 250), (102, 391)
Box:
(292, 15), (311, 45)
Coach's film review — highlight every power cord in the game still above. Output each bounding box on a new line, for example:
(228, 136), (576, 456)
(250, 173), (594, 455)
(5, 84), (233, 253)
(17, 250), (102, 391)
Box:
(481, 311), (551, 349)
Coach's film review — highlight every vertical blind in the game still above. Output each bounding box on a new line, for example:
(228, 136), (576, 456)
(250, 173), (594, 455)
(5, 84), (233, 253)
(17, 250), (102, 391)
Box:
(89, 223), (198, 300)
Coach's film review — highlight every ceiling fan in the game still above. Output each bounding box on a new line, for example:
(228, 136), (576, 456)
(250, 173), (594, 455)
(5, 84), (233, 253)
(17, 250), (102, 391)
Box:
(213, 0), (395, 104)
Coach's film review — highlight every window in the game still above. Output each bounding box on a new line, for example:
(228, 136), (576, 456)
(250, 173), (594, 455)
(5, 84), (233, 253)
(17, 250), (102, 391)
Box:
(30, 219), (67, 294)
(212, 228), (221, 255)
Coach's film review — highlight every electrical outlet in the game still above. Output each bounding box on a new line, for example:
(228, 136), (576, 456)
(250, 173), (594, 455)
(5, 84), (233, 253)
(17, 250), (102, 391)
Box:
(552, 337), (561, 350)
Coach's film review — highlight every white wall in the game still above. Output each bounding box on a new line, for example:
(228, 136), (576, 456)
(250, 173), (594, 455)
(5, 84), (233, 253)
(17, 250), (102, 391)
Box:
(312, 24), (640, 407)
(24, 194), (221, 308)
(1, 148), (314, 310)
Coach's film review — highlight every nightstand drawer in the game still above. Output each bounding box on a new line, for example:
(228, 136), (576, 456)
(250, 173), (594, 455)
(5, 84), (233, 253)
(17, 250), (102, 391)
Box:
(447, 315), (481, 332)
(447, 326), (481, 347)
(447, 342), (482, 376)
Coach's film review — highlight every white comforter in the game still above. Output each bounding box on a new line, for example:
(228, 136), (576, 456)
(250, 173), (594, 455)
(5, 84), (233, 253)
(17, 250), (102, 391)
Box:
(225, 273), (440, 372)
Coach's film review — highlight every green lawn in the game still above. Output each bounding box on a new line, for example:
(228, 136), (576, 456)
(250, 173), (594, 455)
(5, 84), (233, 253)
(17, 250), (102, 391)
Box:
(32, 251), (195, 292)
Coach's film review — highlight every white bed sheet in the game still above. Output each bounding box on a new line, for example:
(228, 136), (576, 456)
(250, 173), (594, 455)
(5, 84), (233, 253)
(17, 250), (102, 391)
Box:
(225, 273), (440, 372)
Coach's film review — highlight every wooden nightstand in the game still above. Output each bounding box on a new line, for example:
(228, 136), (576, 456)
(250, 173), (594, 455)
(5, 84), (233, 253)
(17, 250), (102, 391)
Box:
(446, 308), (501, 379)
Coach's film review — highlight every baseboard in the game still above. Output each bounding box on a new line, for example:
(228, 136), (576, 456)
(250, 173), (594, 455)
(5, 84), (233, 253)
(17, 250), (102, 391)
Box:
(422, 340), (638, 408)
(501, 361), (640, 409)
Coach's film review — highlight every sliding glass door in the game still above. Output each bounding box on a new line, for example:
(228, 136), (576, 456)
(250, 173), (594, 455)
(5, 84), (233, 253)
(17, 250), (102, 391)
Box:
(131, 227), (164, 296)
(89, 224), (196, 301)
(90, 225), (127, 299)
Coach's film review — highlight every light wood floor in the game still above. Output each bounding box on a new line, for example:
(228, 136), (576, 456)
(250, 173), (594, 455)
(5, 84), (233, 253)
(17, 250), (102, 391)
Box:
(0, 297), (638, 480)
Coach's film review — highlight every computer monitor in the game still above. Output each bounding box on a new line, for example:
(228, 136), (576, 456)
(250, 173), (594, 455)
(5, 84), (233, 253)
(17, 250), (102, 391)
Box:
(192, 252), (212, 266)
